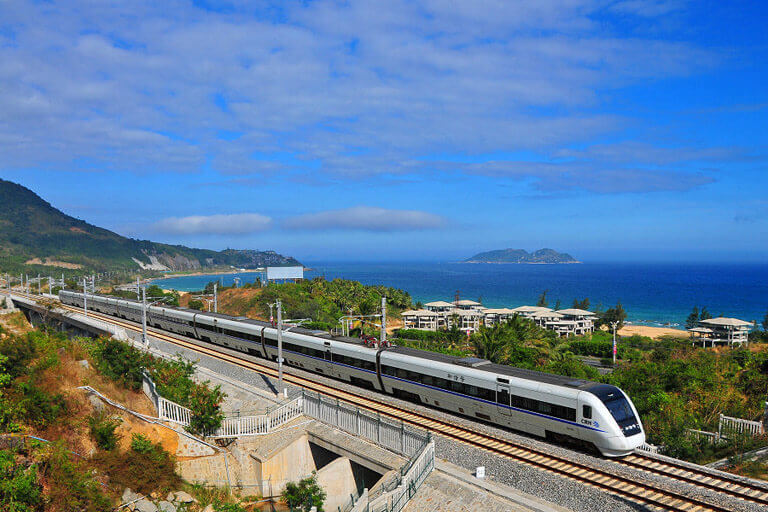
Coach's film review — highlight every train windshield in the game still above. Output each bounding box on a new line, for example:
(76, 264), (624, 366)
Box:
(604, 397), (634, 423)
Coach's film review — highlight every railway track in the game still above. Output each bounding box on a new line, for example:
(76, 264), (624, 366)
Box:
(621, 452), (768, 506)
(9, 291), (764, 511)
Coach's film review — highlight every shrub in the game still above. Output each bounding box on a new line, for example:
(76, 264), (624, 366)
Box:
(0, 333), (37, 379)
(90, 337), (146, 391)
(149, 356), (195, 405)
(0, 448), (42, 512)
(89, 413), (121, 451)
(94, 437), (181, 495)
(16, 381), (68, 429)
(130, 433), (153, 454)
(187, 382), (225, 435)
(188, 299), (204, 311)
(41, 443), (112, 512)
(283, 472), (326, 512)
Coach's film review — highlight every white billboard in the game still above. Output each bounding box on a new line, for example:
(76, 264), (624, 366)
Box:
(266, 266), (304, 281)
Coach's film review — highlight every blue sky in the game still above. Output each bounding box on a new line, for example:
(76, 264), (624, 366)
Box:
(1, 1), (766, 262)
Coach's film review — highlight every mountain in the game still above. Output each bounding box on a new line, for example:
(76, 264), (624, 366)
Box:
(463, 248), (579, 264)
(0, 179), (301, 273)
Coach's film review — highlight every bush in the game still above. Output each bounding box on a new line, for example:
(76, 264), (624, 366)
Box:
(567, 340), (625, 359)
(130, 433), (153, 454)
(0, 448), (42, 512)
(0, 334), (37, 379)
(89, 413), (121, 451)
(90, 337), (146, 391)
(94, 437), (181, 495)
(41, 443), (112, 512)
(283, 471), (326, 512)
(16, 381), (68, 429)
(149, 356), (195, 405)
(188, 299), (204, 311)
(187, 382), (225, 435)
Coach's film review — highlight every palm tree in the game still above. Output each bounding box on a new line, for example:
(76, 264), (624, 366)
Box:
(471, 325), (509, 364)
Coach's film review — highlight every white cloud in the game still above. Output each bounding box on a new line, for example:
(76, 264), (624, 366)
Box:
(0, 0), (719, 186)
(153, 213), (272, 235)
(283, 207), (447, 231)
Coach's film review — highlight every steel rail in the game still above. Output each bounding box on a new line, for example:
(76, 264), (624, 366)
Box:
(621, 452), (768, 505)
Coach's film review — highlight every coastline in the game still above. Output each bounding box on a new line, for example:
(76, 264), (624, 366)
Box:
(618, 325), (688, 339)
(150, 268), (264, 281)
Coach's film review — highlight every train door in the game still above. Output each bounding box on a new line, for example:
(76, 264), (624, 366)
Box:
(496, 379), (511, 416)
(316, 341), (333, 375)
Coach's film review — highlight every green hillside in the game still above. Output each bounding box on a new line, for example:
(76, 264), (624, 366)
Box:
(0, 179), (301, 273)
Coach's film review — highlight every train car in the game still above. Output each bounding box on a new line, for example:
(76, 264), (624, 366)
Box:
(59, 290), (645, 456)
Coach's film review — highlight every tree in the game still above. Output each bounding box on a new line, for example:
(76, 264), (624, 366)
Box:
(700, 307), (712, 321)
(601, 302), (628, 330)
(537, 290), (548, 308)
(471, 325), (509, 364)
(573, 298), (590, 310)
(188, 299), (204, 311)
(554, 299), (561, 311)
(282, 472), (326, 512)
(762, 310), (768, 332)
(685, 307), (700, 330)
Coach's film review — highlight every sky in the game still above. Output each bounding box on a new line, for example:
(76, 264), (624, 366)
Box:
(1, 1), (767, 263)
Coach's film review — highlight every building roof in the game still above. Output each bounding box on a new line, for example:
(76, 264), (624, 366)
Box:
(556, 308), (596, 317)
(455, 299), (482, 306)
(700, 317), (752, 328)
(424, 300), (454, 307)
(532, 310), (564, 319)
(510, 305), (552, 314)
(401, 309), (438, 317)
(688, 327), (714, 333)
(453, 309), (484, 317)
(483, 308), (518, 315)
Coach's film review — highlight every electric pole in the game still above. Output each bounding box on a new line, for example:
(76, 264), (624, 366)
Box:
(83, 278), (88, 317)
(142, 286), (148, 345)
(611, 321), (619, 365)
(380, 296), (387, 348)
(276, 299), (284, 398)
(136, 277), (140, 300)
(213, 282), (218, 313)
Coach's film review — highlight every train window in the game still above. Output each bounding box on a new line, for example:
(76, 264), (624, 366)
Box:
(382, 365), (396, 376)
(583, 405), (592, 419)
(497, 388), (510, 406)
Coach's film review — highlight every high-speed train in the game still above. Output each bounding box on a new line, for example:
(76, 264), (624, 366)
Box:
(60, 290), (645, 456)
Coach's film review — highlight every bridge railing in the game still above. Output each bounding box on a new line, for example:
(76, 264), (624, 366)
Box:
(300, 389), (430, 458)
(207, 397), (303, 438)
(719, 414), (765, 437)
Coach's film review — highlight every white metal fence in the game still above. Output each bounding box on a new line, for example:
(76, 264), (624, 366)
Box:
(207, 398), (304, 438)
(719, 414), (765, 437)
(142, 371), (302, 435)
(637, 443), (661, 454)
(141, 371), (193, 426)
(365, 440), (435, 512)
(301, 390), (430, 458)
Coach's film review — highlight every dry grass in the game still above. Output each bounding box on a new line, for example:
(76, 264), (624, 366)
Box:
(0, 311), (34, 335)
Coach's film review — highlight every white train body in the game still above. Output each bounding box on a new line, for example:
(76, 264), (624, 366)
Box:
(60, 290), (645, 456)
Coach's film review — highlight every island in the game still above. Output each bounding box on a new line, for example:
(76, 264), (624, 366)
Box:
(463, 248), (580, 264)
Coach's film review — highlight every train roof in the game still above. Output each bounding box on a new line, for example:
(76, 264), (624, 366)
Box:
(64, 290), (609, 391)
(386, 346), (600, 390)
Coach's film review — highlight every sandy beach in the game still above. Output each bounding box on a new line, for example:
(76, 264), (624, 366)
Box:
(619, 325), (688, 339)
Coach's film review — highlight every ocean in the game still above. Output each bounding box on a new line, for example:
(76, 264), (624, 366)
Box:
(150, 261), (768, 327)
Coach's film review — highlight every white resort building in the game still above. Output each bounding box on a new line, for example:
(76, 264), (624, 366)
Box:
(688, 317), (753, 347)
(400, 298), (598, 337)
